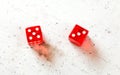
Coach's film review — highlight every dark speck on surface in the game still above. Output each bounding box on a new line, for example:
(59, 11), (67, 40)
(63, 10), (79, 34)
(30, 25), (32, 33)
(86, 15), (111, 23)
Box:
(105, 29), (111, 34)
(13, 71), (16, 74)
(57, 41), (62, 44)
(13, 35), (16, 37)
(0, 62), (3, 65)
(89, 52), (92, 54)
(26, 46), (29, 49)
(93, 43), (95, 46)
(8, 45), (10, 48)
(65, 28), (67, 30)
(8, 36), (11, 38)
(45, 5), (48, 7)
(94, 34), (97, 37)
(18, 62), (21, 65)
(107, 73), (111, 75)
(19, 26), (21, 30)
(107, 31), (111, 34)
(55, 69), (58, 71)
(42, 64), (44, 66)
(56, 22), (58, 24)
(11, 58), (15, 61)
(90, 25), (94, 28)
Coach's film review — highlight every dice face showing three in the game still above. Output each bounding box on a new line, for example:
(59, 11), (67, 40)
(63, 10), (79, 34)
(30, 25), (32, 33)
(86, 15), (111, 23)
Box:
(25, 26), (44, 45)
(69, 24), (89, 46)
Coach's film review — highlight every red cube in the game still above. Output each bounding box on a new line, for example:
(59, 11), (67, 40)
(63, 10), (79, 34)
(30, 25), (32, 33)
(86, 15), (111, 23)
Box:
(25, 26), (44, 46)
(69, 24), (89, 46)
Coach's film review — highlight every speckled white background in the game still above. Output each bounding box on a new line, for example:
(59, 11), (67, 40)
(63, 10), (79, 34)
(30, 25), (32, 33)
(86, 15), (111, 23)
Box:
(0, 0), (120, 75)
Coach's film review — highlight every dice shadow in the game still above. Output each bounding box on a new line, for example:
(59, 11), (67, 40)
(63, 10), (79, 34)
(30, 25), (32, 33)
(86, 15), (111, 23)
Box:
(30, 42), (63, 63)
(30, 42), (54, 62)
(73, 36), (104, 65)
(80, 36), (107, 70)
(81, 37), (100, 61)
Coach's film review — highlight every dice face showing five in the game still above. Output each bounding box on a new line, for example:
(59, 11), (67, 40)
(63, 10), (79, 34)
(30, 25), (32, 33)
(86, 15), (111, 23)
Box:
(69, 24), (89, 46)
(25, 26), (44, 45)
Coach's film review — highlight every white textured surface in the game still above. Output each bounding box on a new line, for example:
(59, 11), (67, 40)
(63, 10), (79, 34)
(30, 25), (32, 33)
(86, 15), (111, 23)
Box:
(0, 0), (120, 75)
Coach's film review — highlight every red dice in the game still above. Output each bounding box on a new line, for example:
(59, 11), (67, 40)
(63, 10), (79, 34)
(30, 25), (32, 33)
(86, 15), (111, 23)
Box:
(69, 24), (89, 46)
(25, 26), (44, 46)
